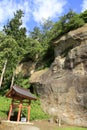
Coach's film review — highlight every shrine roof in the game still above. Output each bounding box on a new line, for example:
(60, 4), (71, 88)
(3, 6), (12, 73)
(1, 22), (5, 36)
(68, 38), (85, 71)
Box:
(5, 84), (37, 100)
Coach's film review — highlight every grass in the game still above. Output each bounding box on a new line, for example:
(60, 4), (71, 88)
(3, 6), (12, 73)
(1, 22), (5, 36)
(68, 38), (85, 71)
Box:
(0, 96), (87, 130)
(0, 76), (50, 121)
(0, 96), (11, 119)
(30, 99), (50, 120)
(0, 96), (49, 121)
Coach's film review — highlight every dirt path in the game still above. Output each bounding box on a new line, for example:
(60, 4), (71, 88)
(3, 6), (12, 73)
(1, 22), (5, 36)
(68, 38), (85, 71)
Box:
(33, 120), (58, 130)
(0, 120), (58, 130)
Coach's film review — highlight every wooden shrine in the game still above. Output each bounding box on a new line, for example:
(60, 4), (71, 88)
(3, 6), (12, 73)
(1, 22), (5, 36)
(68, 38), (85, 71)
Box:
(5, 84), (37, 122)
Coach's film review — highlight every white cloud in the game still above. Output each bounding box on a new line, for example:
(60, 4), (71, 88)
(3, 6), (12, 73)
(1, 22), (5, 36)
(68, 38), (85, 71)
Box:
(81, 0), (87, 12)
(0, 0), (31, 30)
(0, 0), (67, 31)
(32, 0), (67, 23)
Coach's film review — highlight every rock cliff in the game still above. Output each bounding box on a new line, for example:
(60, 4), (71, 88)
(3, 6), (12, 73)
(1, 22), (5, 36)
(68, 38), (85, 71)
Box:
(30, 24), (87, 127)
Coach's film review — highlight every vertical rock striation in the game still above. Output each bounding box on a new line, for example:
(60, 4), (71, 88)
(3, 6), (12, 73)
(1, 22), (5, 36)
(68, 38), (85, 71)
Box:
(30, 24), (87, 127)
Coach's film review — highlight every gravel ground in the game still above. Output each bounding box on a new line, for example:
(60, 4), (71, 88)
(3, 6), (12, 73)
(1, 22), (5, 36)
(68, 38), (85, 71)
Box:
(0, 120), (58, 130)
(33, 120), (58, 130)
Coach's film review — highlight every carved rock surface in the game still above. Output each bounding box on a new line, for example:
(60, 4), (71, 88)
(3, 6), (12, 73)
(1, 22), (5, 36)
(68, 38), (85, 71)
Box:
(30, 24), (87, 127)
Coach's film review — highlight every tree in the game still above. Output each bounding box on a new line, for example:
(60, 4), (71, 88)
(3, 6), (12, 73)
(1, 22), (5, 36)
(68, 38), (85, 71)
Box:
(50, 10), (85, 40)
(41, 19), (53, 33)
(0, 59), (7, 88)
(80, 10), (87, 23)
(29, 27), (42, 42)
(66, 9), (76, 20)
(25, 38), (44, 62)
(50, 21), (63, 39)
(0, 32), (20, 88)
(29, 19), (54, 62)
(3, 10), (27, 87)
(65, 14), (84, 31)
(3, 10), (27, 51)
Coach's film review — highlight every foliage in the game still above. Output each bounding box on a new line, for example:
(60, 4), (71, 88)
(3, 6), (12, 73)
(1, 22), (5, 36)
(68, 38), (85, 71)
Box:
(3, 10), (26, 54)
(51, 10), (85, 40)
(0, 96), (49, 121)
(0, 32), (21, 88)
(3, 10), (26, 38)
(2, 9), (87, 68)
(0, 34), (19, 66)
(1, 10), (27, 88)
(1, 9), (87, 122)
(0, 9), (86, 90)
(64, 14), (84, 32)
(41, 18), (53, 32)
(0, 96), (11, 119)
(30, 99), (49, 120)
(25, 38), (44, 62)
(80, 10), (87, 23)
(14, 73), (30, 89)
(29, 27), (42, 42)
(29, 19), (54, 62)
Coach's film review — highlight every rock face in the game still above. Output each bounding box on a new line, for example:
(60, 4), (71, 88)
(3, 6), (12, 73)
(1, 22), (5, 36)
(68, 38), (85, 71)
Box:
(16, 61), (36, 76)
(30, 24), (87, 127)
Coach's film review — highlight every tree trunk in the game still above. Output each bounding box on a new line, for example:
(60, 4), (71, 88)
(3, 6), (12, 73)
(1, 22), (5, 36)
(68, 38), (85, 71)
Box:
(10, 63), (19, 88)
(10, 71), (15, 88)
(0, 59), (7, 88)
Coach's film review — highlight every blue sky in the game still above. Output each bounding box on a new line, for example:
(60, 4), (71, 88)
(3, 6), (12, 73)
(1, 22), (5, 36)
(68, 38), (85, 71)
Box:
(0, 0), (87, 32)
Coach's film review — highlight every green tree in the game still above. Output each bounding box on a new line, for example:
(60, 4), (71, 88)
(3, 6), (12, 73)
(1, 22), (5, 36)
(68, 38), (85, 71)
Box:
(40, 19), (53, 52)
(3, 10), (26, 52)
(29, 27), (42, 42)
(41, 19), (53, 33)
(29, 19), (54, 63)
(65, 14), (84, 32)
(25, 38), (44, 62)
(80, 10), (87, 23)
(50, 21), (63, 39)
(50, 10), (84, 40)
(59, 10), (77, 33)
(0, 32), (20, 88)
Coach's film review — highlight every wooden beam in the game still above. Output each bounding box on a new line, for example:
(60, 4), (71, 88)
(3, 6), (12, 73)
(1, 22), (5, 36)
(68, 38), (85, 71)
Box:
(8, 104), (13, 121)
(27, 105), (30, 122)
(17, 103), (22, 122)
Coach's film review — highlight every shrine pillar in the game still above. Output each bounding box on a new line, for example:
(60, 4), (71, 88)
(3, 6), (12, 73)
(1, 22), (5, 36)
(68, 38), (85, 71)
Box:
(8, 103), (13, 120)
(17, 103), (22, 122)
(27, 105), (31, 122)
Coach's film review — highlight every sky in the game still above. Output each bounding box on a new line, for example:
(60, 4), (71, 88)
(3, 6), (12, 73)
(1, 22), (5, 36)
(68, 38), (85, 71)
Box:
(0, 0), (87, 33)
